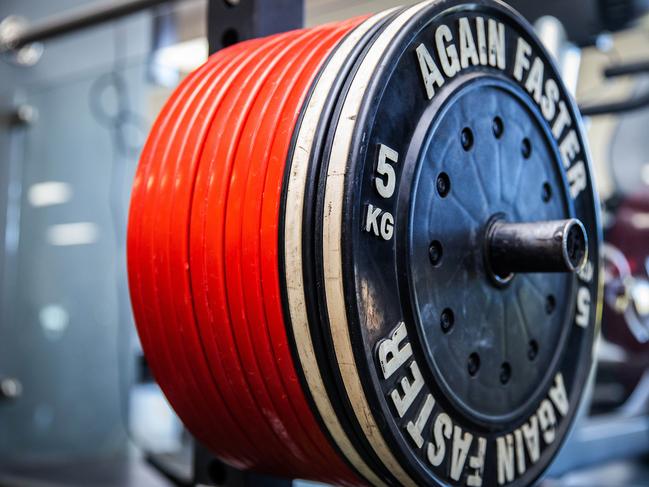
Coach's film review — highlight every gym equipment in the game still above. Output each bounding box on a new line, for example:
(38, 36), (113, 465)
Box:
(127, 1), (601, 485)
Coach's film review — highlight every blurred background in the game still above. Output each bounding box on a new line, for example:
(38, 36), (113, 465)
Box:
(1, 0), (649, 485)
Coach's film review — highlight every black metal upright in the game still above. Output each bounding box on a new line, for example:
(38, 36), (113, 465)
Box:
(207, 0), (304, 54)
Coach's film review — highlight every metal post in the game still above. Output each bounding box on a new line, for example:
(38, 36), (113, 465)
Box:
(207, 0), (304, 54)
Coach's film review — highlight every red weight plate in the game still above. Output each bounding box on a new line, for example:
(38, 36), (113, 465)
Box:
(233, 19), (366, 485)
(150, 33), (308, 471)
(127, 48), (244, 463)
(187, 31), (322, 480)
(142, 37), (308, 471)
(144, 42), (274, 466)
(224, 22), (359, 484)
(187, 31), (321, 476)
(130, 43), (262, 467)
(130, 16), (372, 481)
(188, 27), (353, 478)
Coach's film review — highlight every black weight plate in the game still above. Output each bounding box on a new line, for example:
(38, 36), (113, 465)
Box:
(408, 76), (574, 426)
(318, 1), (601, 486)
(280, 7), (407, 486)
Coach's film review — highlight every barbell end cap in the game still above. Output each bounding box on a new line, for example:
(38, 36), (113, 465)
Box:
(487, 217), (589, 278)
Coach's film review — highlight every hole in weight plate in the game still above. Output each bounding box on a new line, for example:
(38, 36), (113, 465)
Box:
(468, 352), (480, 376)
(429, 240), (443, 266)
(440, 308), (454, 333)
(500, 362), (512, 385)
(542, 182), (552, 202)
(521, 137), (532, 158)
(461, 127), (474, 151)
(492, 116), (504, 139)
(528, 340), (539, 361)
(436, 172), (450, 198)
(546, 295), (556, 314)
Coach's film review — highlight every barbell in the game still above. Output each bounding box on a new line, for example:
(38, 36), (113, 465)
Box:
(127, 1), (601, 485)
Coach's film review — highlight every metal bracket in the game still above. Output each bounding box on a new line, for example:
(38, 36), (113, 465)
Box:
(207, 0), (304, 54)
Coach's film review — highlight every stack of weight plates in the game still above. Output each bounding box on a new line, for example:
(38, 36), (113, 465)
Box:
(128, 1), (601, 485)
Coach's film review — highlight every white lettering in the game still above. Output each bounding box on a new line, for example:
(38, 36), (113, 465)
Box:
(559, 130), (580, 169)
(549, 373), (570, 416)
(522, 415), (540, 464)
(497, 434), (515, 485)
(537, 399), (557, 445)
(364, 205), (394, 241)
(407, 394), (435, 448)
(428, 412), (452, 467)
(390, 361), (424, 418)
(459, 18), (479, 69)
(416, 43), (445, 99)
(514, 428), (526, 475)
(436, 25), (460, 77)
(467, 437), (487, 487)
(375, 144), (398, 198)
(575, 286), (591, 327)
(450, 426), (473, 481)
(365, 204), (381, 236)
(513, 36), (531, 81)
(552, 100), (572, 139)
(541, 78), (559, 121)
(525, 57), (544, 104)
(476, 17), (488, 65)
(488, 19), (506, 69)
(380, 211), (394, 240)
(568, 160), (588, 199)
(377, 322), (412, 380)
